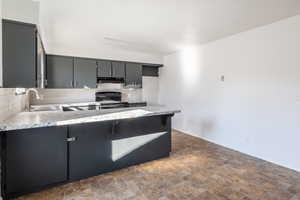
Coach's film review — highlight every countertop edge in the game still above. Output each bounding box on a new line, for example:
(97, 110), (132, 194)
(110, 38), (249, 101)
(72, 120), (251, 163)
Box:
(0, 109), (180, 132)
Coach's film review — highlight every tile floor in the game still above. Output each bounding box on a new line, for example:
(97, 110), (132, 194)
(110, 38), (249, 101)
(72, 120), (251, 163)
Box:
(18, 130), (300, 200)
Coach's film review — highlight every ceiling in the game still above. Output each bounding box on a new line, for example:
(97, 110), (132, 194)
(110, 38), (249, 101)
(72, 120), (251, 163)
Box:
(38, 0), (300, 55)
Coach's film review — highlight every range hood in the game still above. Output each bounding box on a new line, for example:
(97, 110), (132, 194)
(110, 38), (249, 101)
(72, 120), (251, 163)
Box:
(97, 77), (124, 84)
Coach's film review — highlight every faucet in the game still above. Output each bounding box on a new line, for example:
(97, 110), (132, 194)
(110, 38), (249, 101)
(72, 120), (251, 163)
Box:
(25, 88), (41, 111)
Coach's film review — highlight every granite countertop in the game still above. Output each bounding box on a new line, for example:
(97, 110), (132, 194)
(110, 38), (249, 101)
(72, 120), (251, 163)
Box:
(0, 105), (180, 132)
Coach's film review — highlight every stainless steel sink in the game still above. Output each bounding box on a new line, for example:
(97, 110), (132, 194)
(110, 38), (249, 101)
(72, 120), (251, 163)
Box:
(62, 105), (100, 112)
(29, 105), (63, 112)
(29, 103), (100, 112)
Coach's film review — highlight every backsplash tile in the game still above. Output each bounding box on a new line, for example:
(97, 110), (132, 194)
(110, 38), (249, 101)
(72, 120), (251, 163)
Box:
(31, 77), (159, 105)
(0, 77), (159, 122)
(0, 88), (26, 122)
(31, 89), (96, 105)
(31, 88), (143, 105)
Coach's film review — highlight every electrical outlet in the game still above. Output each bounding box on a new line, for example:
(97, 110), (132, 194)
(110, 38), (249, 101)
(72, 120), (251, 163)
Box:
(15, 88), (26, 95)
(220, 75), (225, 82)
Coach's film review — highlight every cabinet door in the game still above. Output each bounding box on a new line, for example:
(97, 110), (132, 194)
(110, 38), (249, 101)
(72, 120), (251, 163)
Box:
(142, 66), (159, 77)
(125, 63), (142, 88)
(111, 115), (171, 170)
(3, 20), (36, 88)
(5, 127), (68, 195)
(46, 55), (74, 88)
(69, 122), (113, 181)
(74, 58), (97, 88)
(112, 61), (125, 79)
(97, 60), (112, 78)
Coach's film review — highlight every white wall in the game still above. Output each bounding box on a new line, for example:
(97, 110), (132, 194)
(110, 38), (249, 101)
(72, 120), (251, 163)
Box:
(2, 0), (39, 24)
(159, 15), (300, 172)
(142, 77), (159, 104)
(44, 45), (163, 65)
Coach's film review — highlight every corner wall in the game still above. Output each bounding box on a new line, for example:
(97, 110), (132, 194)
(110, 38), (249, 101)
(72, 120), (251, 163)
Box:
(159, 15), (300, 172)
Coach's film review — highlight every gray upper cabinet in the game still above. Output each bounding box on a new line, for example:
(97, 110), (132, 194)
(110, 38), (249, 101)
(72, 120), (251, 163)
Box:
(125, 63), (142, 88)
(74, 58), (97, 88)
(3, 20), (37, 88)
(46, 55), (74, 88)
(97, 60), (112, 78)
(45, 54), (159, 89)
(112, 62), (125, 79)
(142, 66), (159, 77)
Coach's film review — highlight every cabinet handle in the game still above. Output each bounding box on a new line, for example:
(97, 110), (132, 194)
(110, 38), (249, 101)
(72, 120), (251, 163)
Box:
(112, 123), (115, 135)
(70, 81), (73, 87)
(66, 137), (77, 142)
(111, 121), (119, 135)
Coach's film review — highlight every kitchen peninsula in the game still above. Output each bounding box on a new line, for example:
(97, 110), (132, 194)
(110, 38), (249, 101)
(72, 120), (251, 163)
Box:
(0, 105), (180, 199)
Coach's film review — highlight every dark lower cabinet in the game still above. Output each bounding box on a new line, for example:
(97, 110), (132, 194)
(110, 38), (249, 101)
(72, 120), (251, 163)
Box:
(3, 127), (68, 199)
(1, 115), (173, 200)
(112, 115), (171, 170)
(68, 122), (113, 181)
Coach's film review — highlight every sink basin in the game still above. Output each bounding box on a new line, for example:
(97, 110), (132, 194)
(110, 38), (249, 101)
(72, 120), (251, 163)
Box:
(62, 105), (100, 112)
(29, 104), (99, 112)
(29, 105), (62, 112)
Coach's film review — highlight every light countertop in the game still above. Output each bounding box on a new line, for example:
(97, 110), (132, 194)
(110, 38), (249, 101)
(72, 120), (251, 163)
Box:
(0, 105), (180, 132)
